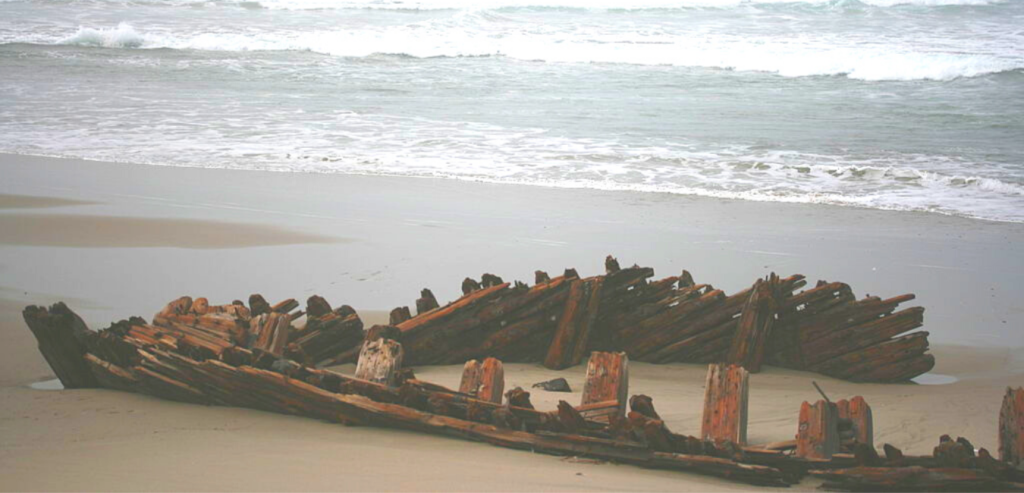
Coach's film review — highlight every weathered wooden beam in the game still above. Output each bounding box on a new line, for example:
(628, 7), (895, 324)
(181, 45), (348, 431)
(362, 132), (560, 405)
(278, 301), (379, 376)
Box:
(797, 400), (840, 460)
(459, 358), (504, 403)
(726, 275), (777, 373)
(270, 298), (299, 314)
(415, 288), (439, 315)
(306, 295), (332, 319)
(700, 364), (748, 445)
(251, 312), (291, 357)
(810, 466), (1024, 492)
(836, 396), (873, 449)
(389, 306), (412, 325)
(544, 277), (605, 370)
(1000, 387), (1024, 467)
(354, 339), (404, 387)
(581, 351), (628, 418)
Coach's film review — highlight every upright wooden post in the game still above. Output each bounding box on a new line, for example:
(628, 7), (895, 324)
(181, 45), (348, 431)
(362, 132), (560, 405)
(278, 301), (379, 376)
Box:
(459, 360), (482, 394)
(415, 288), (439, 315)
(796, 399), (840, 459)
(355, 338), (404, 387)
(459, 357), (504, 403)
(581, 351), (628, 418)
(700, 363), (749, 445)
(1000, 387), (1024, 467)
(22, 303), (98, 389)
(836, 396), (873, 448)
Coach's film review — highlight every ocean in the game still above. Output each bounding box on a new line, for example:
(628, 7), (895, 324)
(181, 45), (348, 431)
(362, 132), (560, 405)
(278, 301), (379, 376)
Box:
(1, 0), (1022, 222)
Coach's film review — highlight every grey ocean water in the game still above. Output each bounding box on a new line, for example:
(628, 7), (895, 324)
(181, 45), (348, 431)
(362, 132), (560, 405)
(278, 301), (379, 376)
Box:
(1, 0), (1023, 221)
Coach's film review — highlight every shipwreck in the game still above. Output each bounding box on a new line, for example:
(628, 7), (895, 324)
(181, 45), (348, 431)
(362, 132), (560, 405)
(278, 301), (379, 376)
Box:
(21, 256), (1024, 490)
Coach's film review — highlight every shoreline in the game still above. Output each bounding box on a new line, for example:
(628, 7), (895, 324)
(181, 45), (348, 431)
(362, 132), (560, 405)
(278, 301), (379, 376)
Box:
(8, 151), (1020, 226)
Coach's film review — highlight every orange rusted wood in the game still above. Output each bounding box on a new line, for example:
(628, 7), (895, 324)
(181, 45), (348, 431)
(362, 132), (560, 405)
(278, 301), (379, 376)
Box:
(700, 363), (748, 445)
(581, 351), (628, 418)
(544, 277), (605, 370)
(836, 396), (873, 448)
(457, 358), (503, 403)
(796, 399), (839, 460)
(477, 357), (505, 404)
(1000, 386), (1024, 467)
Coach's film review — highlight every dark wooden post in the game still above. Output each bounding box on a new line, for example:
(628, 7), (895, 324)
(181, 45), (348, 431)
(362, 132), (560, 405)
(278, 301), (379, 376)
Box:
(700, 363), (749, 445)
(415, 288), (439, 315)
(1000, 386), (1023, 467)
(22, 303), (98, 389)
(796, 399), (840, 459)
(355, 338), (404, 387)
(581, 351), (628, 418)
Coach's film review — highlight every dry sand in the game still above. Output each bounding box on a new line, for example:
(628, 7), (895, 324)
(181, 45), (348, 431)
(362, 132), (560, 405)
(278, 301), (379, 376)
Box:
(2, 154), (1023, 491)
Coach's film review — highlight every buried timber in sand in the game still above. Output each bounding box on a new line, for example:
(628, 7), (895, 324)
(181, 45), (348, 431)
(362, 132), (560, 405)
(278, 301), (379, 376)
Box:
(22, 256), (1023, 490)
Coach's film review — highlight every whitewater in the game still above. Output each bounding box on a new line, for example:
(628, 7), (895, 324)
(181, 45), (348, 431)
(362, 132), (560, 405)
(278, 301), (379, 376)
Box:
(1, 0), (1023, 221)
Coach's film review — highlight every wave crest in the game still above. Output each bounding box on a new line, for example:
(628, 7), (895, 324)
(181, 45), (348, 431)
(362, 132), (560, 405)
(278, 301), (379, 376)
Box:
(34, 22), (1024, 81)
(59, 22), (148, 48)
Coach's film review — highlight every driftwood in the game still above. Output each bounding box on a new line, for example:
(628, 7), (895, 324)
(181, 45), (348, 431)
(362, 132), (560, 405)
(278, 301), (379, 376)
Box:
(701, 364), (748, 445)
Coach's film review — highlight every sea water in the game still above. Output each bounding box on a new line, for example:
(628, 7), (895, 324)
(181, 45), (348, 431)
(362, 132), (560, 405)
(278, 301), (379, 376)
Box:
(1, 0), (1022, 222)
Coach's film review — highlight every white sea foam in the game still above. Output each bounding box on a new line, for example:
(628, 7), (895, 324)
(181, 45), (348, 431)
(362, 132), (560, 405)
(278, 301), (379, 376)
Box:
(58, 22), (148, 49)
(188, 0), (1013, 11)
(3, 108), (1022, 222)
(44, 21), (1024, 81)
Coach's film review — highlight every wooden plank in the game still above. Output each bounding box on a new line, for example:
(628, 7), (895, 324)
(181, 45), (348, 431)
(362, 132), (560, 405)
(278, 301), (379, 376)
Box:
(809, 466), (1024, 492)
(1000, 387), (1024, 467)
(700, 363), (748, 445)
(581, 351), (628, 418)
(354, 339), (404, 387)
(796, 400), (839, 460)
(543, 277), (605, 370)
(458, 359), (482, 395)
(477, 357), (505, 404)
(836, 396), (873, 449)
(725, 275), (777, 373)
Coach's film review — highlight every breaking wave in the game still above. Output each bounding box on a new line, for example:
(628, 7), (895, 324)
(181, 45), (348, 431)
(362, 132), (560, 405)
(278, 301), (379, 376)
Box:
(43, 22), (1024, 81)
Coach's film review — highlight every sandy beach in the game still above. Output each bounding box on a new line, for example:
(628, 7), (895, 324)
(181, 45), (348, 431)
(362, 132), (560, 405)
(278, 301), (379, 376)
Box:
(2, 154), (1024, 491)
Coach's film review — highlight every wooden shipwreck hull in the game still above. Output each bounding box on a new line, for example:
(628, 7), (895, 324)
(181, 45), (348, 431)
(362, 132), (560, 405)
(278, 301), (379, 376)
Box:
(372, 256), (932, 383)
(22, 298), (1024, 491)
